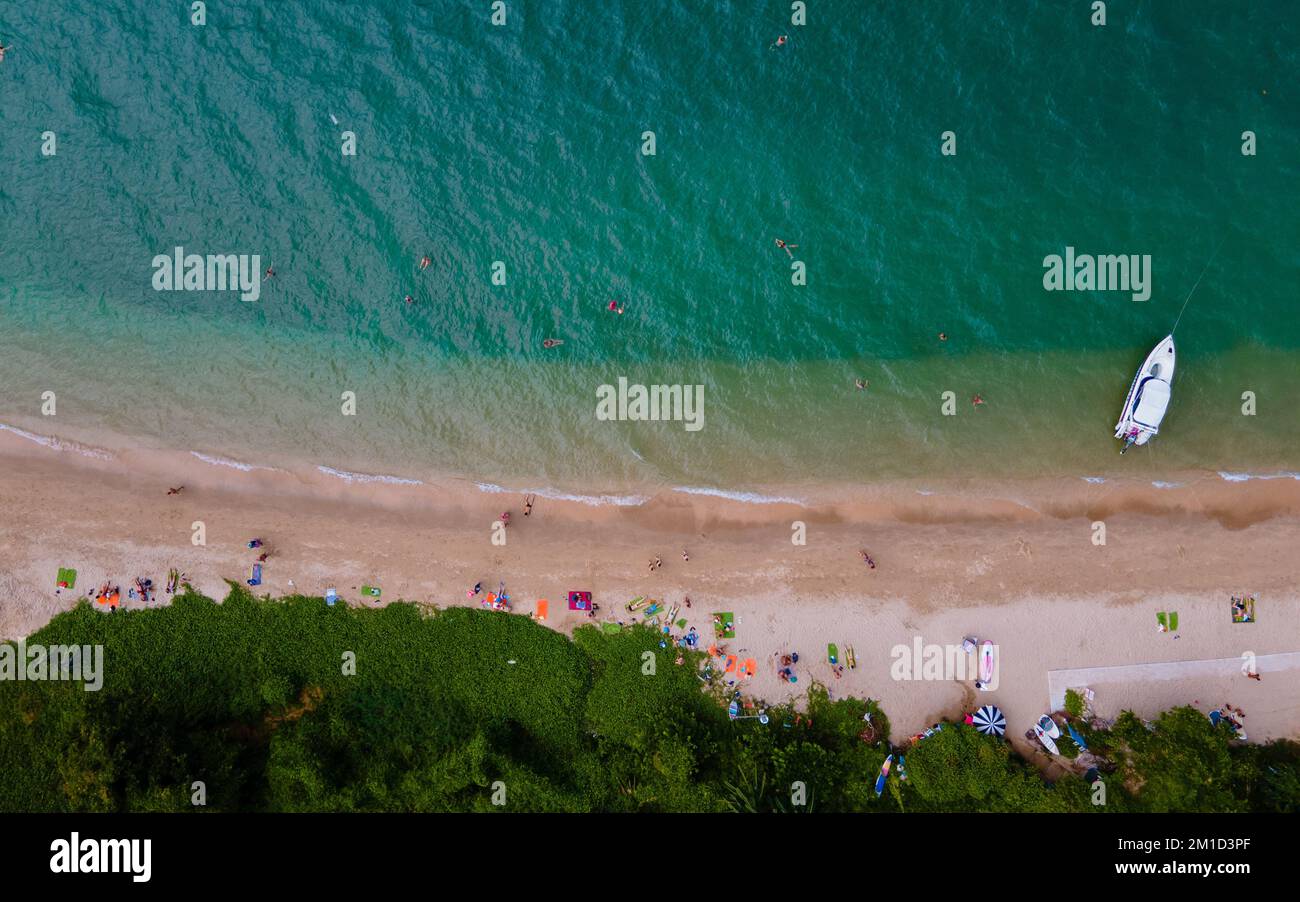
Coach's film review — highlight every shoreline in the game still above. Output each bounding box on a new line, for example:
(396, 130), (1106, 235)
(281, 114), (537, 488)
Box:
(3, 426), (1298, 751)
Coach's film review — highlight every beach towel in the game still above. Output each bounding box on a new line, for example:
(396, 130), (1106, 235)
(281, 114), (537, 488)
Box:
(535, 599), (548, 621)
(713, 612), (736, 639)
(724, 654), (738, 673)
(741, 658), (757, 678)
(247, 564), (262, 586)
(1231, 595), (1255, 623)
(567, 590), (591, 611)
(361, 586), (381, 597)
(56, 567), (77, 589)
(1168, 611), (1178, 631)
(325, 588), (338, 606)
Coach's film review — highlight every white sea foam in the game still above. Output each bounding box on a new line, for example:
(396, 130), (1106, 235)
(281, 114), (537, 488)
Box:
(318, 465), (423, 485)
(474, 482), (648, 507)
(1151, 481), (1183, 489)
(1081, 476), (1106, 484)
(673, 486), (806, 506)
(0, 423), (114, 460)
(1217, 471), (1300, 483)
(190, 451), (271, 472)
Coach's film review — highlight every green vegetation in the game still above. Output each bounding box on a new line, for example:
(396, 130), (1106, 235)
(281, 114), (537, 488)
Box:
(1, 589), (1295, 813)
(1064, 688), (1085, 719)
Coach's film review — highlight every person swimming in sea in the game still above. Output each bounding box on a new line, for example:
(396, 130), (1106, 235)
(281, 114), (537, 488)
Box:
(0, 44), (10, 63)
(404, 294), (414, 305)
(419, 255), (431, 270)
(938, 332), (947, 342)
(855, 378), (868, 390)
(972, 393), (985, 407)
(607, 300), (624, 314)
(542, 338), (564, 348)
(769, 35), (787, 49)
(775, 238), (797, 258)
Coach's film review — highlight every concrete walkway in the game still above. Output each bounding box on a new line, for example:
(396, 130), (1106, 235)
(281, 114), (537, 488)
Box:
(1047, 652), (1300, 711)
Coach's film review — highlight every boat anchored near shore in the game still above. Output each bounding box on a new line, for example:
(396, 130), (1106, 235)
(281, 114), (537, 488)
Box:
(1115, 335), (1175, 452)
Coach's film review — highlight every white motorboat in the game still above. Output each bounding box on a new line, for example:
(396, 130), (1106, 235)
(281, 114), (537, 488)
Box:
(1115, 335), (1176, 451)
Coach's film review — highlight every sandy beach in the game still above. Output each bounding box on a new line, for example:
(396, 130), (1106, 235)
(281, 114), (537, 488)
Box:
(2, 426), (1297, 763)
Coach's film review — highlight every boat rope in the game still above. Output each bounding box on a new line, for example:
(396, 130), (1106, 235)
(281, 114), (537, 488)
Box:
(1171, 236), (1226, 334)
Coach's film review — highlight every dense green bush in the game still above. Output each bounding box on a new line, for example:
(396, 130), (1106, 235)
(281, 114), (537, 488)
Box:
(0, 588), (1294, 813)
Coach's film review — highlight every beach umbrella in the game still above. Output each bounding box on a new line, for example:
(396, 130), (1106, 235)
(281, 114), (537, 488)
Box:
(971, 705), (1006, 736)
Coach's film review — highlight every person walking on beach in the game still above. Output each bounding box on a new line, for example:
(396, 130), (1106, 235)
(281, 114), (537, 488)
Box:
(500, 511), (511, 527)
(775, 238), (797, 258)
(681, 548), (689, 562)
(860, 549), (876, 569)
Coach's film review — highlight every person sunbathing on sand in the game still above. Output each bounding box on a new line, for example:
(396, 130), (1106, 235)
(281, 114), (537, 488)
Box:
(167, 486), (184, 495)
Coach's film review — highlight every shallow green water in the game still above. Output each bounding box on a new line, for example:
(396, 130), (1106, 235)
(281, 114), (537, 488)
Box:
(1, 0), (1296, 490)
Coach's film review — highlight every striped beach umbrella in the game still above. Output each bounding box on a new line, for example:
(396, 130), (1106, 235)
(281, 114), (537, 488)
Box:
(971, 705), (1006, 736)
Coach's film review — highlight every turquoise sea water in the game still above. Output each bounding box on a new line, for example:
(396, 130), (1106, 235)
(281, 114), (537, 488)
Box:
(1, 0), (1297, 490)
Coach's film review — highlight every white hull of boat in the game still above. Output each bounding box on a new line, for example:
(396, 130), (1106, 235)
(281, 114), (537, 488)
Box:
(1115, 335), (1176, 447)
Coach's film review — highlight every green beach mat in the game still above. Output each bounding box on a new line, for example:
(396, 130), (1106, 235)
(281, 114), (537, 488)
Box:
(1156, 611), (1167, 629)
(1169, 611), (1178, 631)
(713, 612), (735, 639)
(828, 643), (839, 665)
(676, 619), (688, 629)
(361, 586), (381, 597)
(56, 568), (77, 589)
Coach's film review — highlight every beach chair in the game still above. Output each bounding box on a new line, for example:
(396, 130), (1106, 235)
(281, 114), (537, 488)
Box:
(247, 564), (262, 586)
(325, 588), (338, 606)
